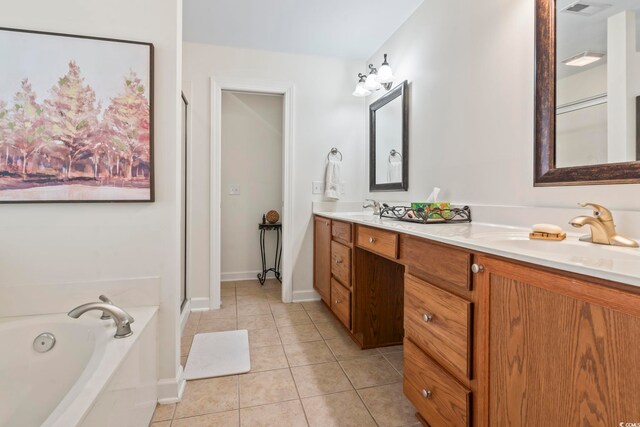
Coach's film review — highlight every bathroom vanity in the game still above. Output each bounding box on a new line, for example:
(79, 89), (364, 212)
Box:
(313, 212), (640, 426)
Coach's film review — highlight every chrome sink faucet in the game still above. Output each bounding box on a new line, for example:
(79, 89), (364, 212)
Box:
(68, 298), (135, 338)
(363, 199), (381, 215)
(569, 202), (638, 248)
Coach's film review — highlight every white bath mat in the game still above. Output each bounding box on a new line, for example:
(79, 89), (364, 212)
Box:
(184, 330), (251, 380)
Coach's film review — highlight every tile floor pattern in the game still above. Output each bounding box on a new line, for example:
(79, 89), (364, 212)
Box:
(151, 279), (418, 427)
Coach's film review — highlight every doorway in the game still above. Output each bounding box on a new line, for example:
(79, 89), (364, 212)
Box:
(210, 79), (294, 308)
(220, 90), (284, 289)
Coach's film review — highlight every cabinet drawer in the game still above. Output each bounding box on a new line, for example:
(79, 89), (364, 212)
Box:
(331, 278), (351, 329)
(332, 220), (352, 244)
(404, 339), (470, 427)
(356, 226), (398, 259)
(404, 274), (472, 380)
(331, 241), (351, 287)
(400, 235), (471, 293)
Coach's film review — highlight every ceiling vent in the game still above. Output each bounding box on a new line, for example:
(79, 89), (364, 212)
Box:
(560, 1), (611, 16)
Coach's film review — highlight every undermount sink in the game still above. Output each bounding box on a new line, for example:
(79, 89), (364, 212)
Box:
(471, 231), (640, 265)
(332, 212), (375, 217)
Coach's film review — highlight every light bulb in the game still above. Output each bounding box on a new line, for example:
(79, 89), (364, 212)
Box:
(377, 64), (394, 83)
(364, 73), (382, 91)
(376, 54), (394, 88)
(352, 82), (371, 97)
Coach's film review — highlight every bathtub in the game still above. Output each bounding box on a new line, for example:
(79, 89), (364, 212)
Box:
(0, 306), (158, 427)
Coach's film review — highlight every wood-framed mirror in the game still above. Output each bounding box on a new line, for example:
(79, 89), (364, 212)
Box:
(369, 80), (409, 191)
(535, 0), (640, 186)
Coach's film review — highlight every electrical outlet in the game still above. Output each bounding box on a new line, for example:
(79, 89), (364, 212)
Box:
(312, 181), (324, 194)
(229, 184), (240, 195)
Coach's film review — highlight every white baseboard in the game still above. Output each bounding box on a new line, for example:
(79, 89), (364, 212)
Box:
(157, 364), (186, 404)
(221, 270), (261, 282)
(190, 297), (211, 312)
(292, 290), (321, 302)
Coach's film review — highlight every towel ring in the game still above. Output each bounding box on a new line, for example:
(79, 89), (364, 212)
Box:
(327, 147), (343, 161)
(388, 149), (402, 162)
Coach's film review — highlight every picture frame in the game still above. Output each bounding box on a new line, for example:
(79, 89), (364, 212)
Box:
(0, 27), (154, 202)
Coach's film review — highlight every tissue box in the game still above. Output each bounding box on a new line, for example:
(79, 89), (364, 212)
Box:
(411, 202), (451, 219)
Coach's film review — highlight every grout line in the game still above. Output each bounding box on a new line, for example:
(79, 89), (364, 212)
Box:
(235, 289), (241, 426)
(288, 362), (311, 426)
(354, 387), (381, 427)
(236, 370), (241, 427)
(330, 335), (380, 426)
(380, 351), (404, 376)
(178, 286), (407, 426)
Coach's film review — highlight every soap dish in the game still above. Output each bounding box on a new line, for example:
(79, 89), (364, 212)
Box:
(529, 231), (566, 241)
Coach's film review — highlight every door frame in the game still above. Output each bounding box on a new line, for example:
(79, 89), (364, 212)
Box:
(210, 77), (295, 308)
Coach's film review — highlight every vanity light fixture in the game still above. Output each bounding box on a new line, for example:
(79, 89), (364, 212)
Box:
(562, 51), (605, 67)
(364, 64), (383, 91)
(352, 53), (394, 96)
(376, 54), (394, 89)
(352, 73), (372, 97)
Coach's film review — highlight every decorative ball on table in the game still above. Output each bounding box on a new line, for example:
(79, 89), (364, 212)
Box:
(266, 210), (280, 224)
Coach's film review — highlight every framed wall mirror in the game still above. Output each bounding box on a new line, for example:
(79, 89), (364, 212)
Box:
(369, 80), (409, 191)
(535, 0), (640, 186)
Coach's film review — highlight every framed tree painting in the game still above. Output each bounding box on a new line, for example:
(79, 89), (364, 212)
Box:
(0, 27), (154, 202)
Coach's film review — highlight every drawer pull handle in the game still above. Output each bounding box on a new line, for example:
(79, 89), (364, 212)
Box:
(335, 299), (341, 304)
(336, 259), (343, 264)
(368, 237), (376, 244)
(471, 263), (484, 273)
(421, 389), (432, 399)
(422, 313), (433, 322)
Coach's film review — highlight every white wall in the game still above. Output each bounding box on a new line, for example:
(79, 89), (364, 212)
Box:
(221, 91), (283, 279)
(0, 0), (184, 400)
(364, 0), (640, 215)
(557, 64), (607, 105)
(183, 43), (365, 302)
(556, 65), (608, 167)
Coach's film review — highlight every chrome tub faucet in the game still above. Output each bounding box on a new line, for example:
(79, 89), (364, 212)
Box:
(68, 297), (135, 338)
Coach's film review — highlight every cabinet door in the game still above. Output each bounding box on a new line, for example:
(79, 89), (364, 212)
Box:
(313, 216), (331, 304)
(476, 256), (640, 426)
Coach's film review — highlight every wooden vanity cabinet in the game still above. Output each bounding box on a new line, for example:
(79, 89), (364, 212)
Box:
(314, 216), (404, 347)
(313, 216), (331, 304)
(476, 255), (640, 426)
(314, 215), (640, 426)
(314, 217), (354, 330)
(400, 236), (478, 427)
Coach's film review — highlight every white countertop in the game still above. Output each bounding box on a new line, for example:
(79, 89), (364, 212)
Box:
(315, 211), (640, 288)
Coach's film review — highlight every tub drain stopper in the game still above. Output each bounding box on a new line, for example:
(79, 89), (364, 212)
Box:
(33, 332), (56, 353)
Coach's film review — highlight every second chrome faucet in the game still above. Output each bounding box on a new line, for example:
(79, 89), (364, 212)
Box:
(68, 295), (135, 338)
(569, 202), (639, 248)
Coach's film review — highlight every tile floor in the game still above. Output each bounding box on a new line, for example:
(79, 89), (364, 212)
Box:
(150, 279), (418, 427)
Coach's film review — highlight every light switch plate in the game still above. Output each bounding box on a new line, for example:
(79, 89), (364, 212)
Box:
(229, 184), (240, 195)
(312, 181), (324, 194)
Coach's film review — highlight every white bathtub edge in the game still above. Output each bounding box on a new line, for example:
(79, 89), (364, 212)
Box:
(77, 307), (159, 427)
(47, 306), (158, 427)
